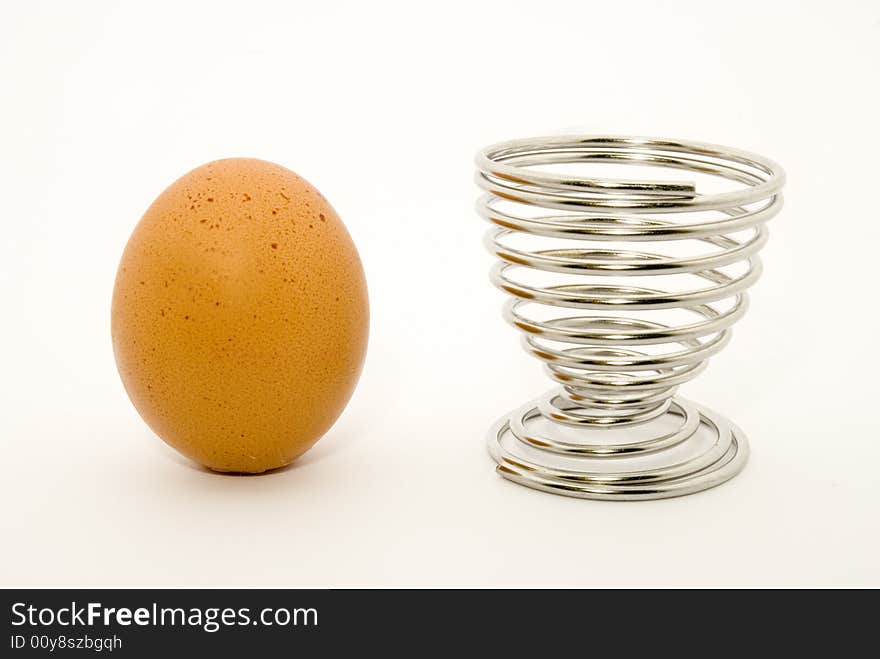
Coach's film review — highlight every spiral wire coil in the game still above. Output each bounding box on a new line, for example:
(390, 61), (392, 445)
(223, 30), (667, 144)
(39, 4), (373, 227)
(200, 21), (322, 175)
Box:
(476, 136), (785, 500)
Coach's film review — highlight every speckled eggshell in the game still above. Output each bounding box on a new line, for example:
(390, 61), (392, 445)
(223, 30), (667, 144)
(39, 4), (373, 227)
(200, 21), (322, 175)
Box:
(111, 158), (368, 473)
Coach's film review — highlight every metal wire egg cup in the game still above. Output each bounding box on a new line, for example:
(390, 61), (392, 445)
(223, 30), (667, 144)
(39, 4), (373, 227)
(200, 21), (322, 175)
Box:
(476, 135), (785, 500)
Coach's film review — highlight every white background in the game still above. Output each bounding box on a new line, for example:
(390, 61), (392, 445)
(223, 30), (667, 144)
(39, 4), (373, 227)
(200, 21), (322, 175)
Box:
(2, 0), (879, 587)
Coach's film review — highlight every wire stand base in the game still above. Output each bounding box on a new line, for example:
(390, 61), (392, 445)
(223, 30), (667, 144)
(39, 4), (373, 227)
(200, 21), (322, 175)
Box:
(488, 394), (748, 501)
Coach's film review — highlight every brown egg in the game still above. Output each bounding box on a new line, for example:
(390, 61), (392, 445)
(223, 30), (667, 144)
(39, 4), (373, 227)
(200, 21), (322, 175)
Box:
(111, 158), (368, 473)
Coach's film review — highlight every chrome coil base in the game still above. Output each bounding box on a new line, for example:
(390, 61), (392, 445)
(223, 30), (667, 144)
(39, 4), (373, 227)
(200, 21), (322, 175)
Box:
(489, 394), (748, 500)
(476, 135), (784, 501)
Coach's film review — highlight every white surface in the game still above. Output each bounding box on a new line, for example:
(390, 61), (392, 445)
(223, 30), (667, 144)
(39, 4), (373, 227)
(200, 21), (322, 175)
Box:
(2, 0), (879, 587)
